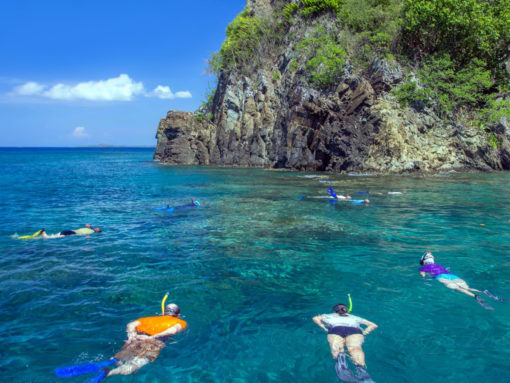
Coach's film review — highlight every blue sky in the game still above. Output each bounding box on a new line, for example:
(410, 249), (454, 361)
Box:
(0, 0), (245, 146)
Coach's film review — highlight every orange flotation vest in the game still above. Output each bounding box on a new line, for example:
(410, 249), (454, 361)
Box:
(136, 315), (187, 336)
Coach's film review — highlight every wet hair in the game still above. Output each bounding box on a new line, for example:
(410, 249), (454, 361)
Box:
(165, 303), (180, 317)
(333, 303), (349, 316)
(93, 227), (102, 233)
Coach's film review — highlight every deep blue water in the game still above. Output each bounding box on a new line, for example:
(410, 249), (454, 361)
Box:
(1, 148), (509, 383)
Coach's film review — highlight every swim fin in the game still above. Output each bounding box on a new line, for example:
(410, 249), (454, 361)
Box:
(18, 230), (42, 239)
(335, 353), (357, 382)
(55, 359), (117, 378)
(355, 366), (375, 382)
(327, 188), (338, 199)
(475, 295), (494, 311)
(84, 369), (107, 383)
(483, 290), (504, 302)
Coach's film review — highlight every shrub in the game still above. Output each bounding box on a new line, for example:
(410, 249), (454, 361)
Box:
(338, 0), (402, 55)
(201, 85), (216, 110)
(393, 55), (494, 118)
(301, 0), (341, 17)
(297, 27), (347, 89)
(272, 71), (281, 82)
(282, 3), (299, 23)
(208, 8), (285, 76)
(289, 60), (299, 72)
(401, 0), (510, 80)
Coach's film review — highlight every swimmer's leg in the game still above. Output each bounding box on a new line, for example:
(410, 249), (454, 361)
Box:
(106, 357), (149, 377)
(335, 353), (357, 383)
(345, 335), (374, 382)
(437, 279), (476, 298)
(327, 334), (346, 359)
(345, 334), (366, 368)
(438, 278), (494, 309)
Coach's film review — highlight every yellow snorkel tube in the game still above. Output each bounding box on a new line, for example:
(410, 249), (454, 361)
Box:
(161, 292), (169, 315)
(348, 294), (353, 313)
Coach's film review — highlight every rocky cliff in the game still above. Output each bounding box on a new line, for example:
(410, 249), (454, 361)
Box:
(154, 0), (510, 173)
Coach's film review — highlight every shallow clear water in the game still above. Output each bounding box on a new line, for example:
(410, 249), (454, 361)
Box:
(1, 148), (509, 383)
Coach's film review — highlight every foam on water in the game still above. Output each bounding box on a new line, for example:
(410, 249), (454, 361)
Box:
(1, 148), (509, 383)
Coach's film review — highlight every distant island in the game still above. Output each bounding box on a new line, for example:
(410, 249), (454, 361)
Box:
(77, 144), (155, 148)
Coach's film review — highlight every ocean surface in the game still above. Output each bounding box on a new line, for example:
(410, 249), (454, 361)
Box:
(1, 147), (509, 383)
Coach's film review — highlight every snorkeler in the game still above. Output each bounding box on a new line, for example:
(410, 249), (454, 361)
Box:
(327, 188), (352, 200)
(17, 226), (101, 239)
(313, 297), (378, 383)
(154, 197), (200, 211)
(419, 251), (504, 310)
(38, 225), (102, 238)
(55, 296), (186, 382)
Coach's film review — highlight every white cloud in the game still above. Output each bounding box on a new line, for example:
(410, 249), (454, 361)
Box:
(72, 126), (89, 139)
(11, 75), (191, 102)
(44, 74), (145, 101)
(14, 82), (46, 95)
(174, 90), (192, 98)
(151, 85), (192, 99)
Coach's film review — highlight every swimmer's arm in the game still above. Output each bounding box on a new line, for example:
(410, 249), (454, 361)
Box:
(126, 321), (140, 340)
(420, 271), (426, 278)
(312, 316), (328, 332)
(153, 324), (182, 339)
(360, 320), (378, 336)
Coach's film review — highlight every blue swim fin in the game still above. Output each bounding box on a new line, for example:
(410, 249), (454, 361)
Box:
(327, 188), (338, 199)
(335, 353), (357, 382)
(483, 290), (504, 302)
(84, 369), (107, 383)
(355, 366), (375, 382)
(475, 295), (494, 310)
(55, 359), (117, 378)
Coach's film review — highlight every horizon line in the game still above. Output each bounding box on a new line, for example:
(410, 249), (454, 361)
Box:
(0, 145), (156, 148)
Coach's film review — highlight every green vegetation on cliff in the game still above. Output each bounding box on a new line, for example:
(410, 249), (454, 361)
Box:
(207, 0), (509, 133)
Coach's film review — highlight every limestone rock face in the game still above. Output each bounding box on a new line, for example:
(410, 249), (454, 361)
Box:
(154, 4), (510, 173)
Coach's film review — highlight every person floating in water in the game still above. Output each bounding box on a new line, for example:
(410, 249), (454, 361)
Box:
(154, 197), (200, 211)
(55, 298), (186, 382)
(313, 298), (378, 382)
(419, 250), (504, 310)
(327, 188), (352, 200)
(18, 225), (101, 239)
(38, 225), (102, 238)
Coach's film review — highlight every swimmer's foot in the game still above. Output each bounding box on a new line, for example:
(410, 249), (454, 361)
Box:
(483, 290), (504, 302)
(335, 353), (357, 382)
(355, 366), (375, 382)
(475, 295), (494, 310)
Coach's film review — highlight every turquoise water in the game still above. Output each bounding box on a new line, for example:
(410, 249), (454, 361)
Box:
(1, 148), (509, 383)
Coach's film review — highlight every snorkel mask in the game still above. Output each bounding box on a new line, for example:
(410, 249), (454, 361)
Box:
(161, 292), (180, 317)
(333, 294), (353, 316)
(420, 250), (434, 265)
